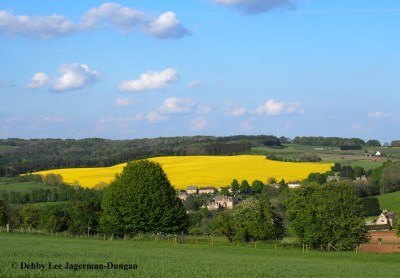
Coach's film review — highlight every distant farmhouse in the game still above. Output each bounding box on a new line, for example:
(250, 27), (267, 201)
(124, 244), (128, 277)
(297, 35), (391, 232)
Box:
(207, 196), (238, 211)
(375, 210), (396, 227)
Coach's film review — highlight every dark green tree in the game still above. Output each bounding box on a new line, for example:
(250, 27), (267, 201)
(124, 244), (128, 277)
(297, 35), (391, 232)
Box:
(366, 140), (381, 147)
(307, 173), (327, 185)
(231, 179), (240, 194)
(251, 180), (264, 194)
(353, 166), (366, 178)
(380, 161), (400, 194)
(100, 160), (188, 235)
(360, 197), (380, 217)
(41, 204), (71, 233)
(0, 200), (8, 226)
(240, 180), (251, 194)
(286, 183), (368, 251)
(68, 188), (102, 234)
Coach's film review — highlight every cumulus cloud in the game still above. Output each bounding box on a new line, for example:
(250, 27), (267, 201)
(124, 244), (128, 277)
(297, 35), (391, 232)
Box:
(51, 63), (99, 92)
(25, 72), (49, 89)
(118, 68), (180, 92)
(114, 98), (133, 107)
(0, 3), (190, 40)
(255, 99), (301, 116)
(213, 0), (295, 14)
(135, 97), (210, 124)
(159, 97), (195, 113)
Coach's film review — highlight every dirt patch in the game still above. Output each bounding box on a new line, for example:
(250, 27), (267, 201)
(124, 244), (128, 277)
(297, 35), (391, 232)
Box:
(359, 231), (400, 253)
(359, 244), (400, 253)
(368, 231), (400, 244)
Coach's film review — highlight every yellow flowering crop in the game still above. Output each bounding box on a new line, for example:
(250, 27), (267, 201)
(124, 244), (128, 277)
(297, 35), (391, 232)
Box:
(35, 155), (332, 189)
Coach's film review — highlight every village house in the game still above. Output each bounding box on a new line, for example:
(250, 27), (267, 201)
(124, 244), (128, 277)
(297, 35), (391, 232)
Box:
(327, 175), (341, 182)
(288, 183), (300, 189)
(207, 196), (238, 211)
(375, 210), (397, 227)
(355, 175), (368, 183)
(198, 187), (216, 194)
(218, 186), (233, 193)
(177, 191), (187, 201)
(186, 186), (198, 195)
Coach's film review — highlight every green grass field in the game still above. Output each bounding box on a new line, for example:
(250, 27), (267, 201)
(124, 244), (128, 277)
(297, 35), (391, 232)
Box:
(251, 144), (396, 171)
(0, 233), (399, 277)
(377, 191), (400, 213)
(0, 181), (53, 192)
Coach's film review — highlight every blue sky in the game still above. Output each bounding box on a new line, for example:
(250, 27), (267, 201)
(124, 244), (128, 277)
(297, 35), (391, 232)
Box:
(0, 0), (399, 142)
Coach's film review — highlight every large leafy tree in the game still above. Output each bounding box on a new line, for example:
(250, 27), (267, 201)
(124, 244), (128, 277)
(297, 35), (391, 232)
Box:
(213, 198), (283, 242)
(100, 160), (188, 235)
(286, 183), (368, 251)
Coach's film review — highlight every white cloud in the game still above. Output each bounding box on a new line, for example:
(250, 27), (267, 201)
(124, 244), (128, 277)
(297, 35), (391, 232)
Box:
(187, 80), (206, 89)
(190, 117), (208, 130)
(40, 116), (68, 123)
(226, 106), (247, 117)
(213, 0), (295, 14)
(25, 72), (49, 89)
(118, 68), (179, 92)
(223, 101), (247, 116)
(159, 97), (195, 113)
(114, 98), (133, 107)
(368, 111), (395, 119)
(0, 3), (190, 40)
(255, 99), (302, 116)
(146, 12), (190, 39)
(52, 63), (99, 92)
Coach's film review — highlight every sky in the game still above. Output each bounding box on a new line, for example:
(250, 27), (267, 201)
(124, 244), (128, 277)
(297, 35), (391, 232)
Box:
(0, 0), (399, 142)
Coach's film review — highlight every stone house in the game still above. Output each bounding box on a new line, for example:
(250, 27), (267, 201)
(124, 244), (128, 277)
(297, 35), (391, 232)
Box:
(198, 187), (216, 194)
(186, 186), (198, 195)
(375, 210), (396, 227)
(207, 195), (238, 211)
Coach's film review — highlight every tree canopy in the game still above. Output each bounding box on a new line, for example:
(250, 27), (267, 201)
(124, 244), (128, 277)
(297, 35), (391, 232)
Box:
(100, 160), (188, 235)
(286, 183), (368, 251)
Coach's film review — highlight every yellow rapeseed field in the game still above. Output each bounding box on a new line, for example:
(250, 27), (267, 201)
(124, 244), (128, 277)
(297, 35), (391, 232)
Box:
(35, 155), (332, 190)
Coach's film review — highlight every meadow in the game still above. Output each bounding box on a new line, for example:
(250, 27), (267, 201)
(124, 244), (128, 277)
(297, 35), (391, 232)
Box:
(0, 181), (53, 192)
(377, 191), (400, 214)
(34, 155), (332, 189)
(0, 233), (399, 277)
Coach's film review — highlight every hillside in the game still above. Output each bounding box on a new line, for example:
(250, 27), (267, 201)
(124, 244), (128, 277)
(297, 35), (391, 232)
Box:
(377, 191), (400, 213)
(35, 155), (332, 189)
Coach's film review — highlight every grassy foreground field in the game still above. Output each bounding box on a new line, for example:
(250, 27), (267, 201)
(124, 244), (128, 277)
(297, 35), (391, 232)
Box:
(34, 155), (332, 189)
(0, 233), (399, 277)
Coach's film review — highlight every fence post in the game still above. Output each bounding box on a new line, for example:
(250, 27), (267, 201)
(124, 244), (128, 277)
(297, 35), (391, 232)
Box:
(6, 224), (10, 233)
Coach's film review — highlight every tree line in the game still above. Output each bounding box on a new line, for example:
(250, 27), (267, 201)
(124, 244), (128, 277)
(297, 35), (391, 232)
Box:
(0, 136), (281, 177)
